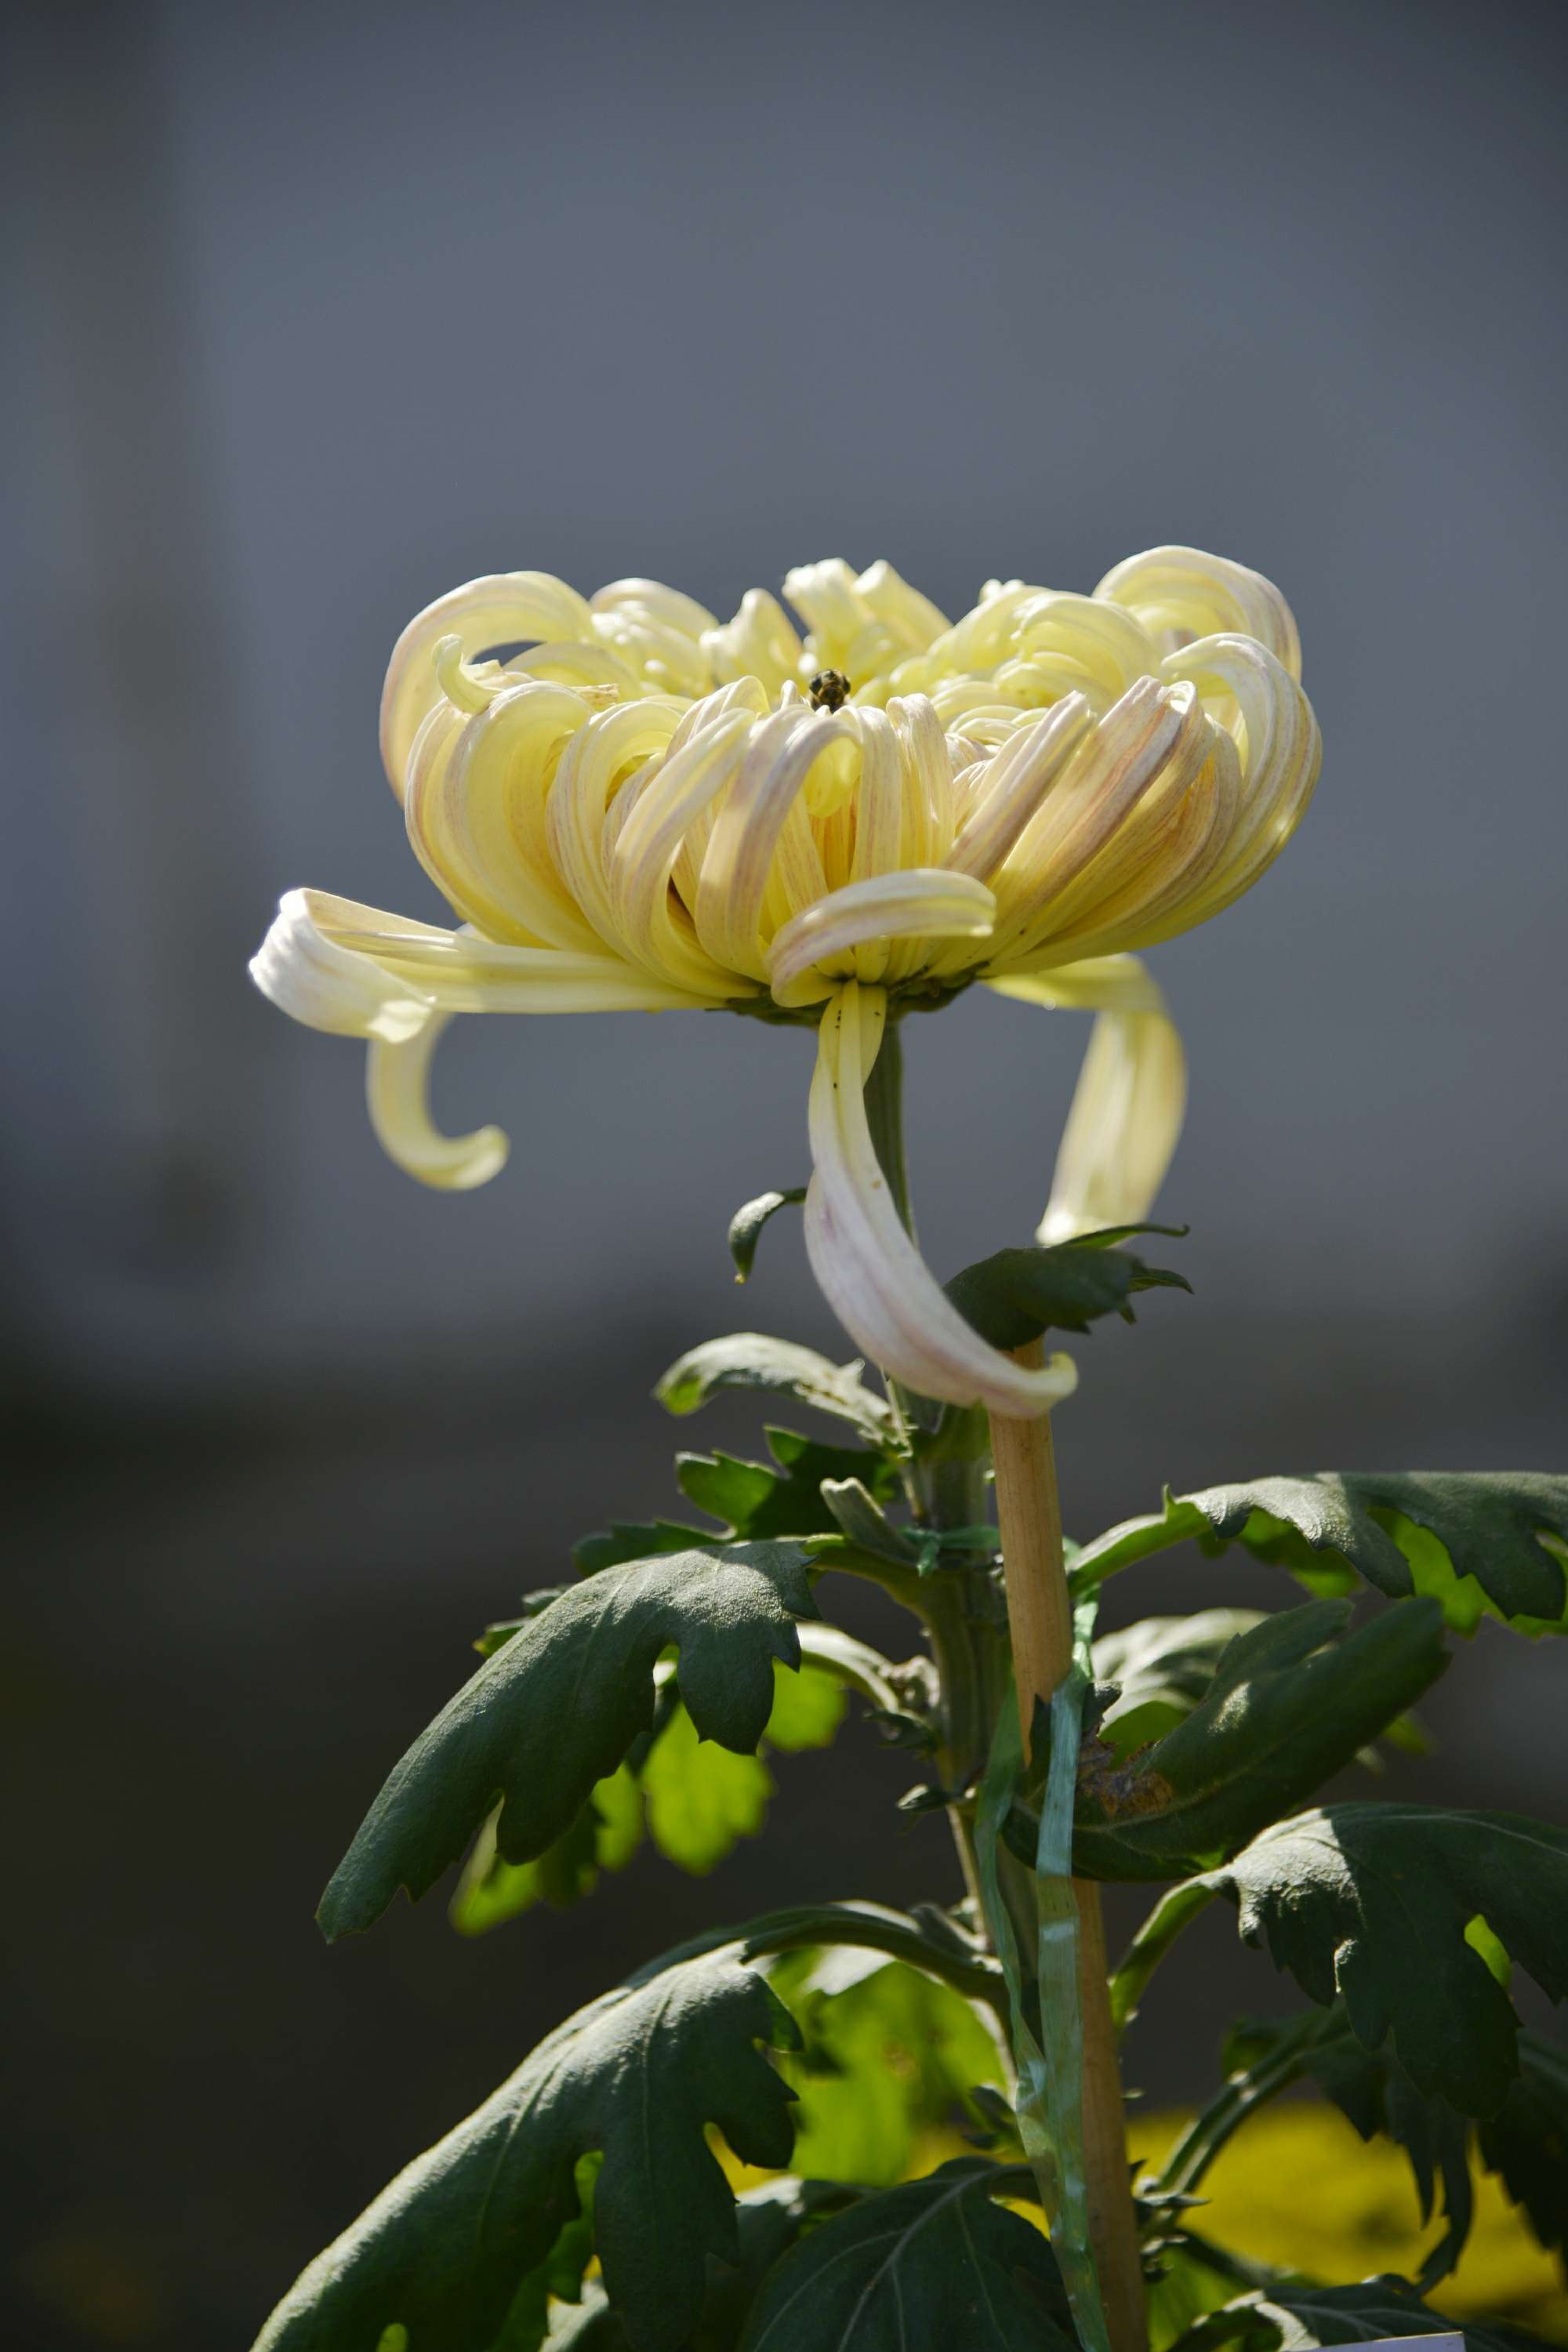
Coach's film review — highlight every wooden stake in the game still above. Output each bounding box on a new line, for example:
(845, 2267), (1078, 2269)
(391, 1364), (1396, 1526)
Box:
(991, 1344), (1149, 2352)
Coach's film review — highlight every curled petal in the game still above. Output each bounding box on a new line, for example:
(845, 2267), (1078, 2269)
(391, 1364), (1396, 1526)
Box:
(804, 983), (1077, 1417)
(702, 589), (804, 696)
(366, 1014), (508, 1191)
(588, 577), (718, 638)
(767, 869), (996, 1006)
(986, 676), (1199, 960)
(1095, 545), (1302, 679)
(1158, 633), (1321, 927)
(987, 958), (1186, 1240)
(380, 572), (597, 795)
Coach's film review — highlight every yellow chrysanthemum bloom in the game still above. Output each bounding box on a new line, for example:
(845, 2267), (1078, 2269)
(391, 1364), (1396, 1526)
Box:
(252, 547), (1319, 1417)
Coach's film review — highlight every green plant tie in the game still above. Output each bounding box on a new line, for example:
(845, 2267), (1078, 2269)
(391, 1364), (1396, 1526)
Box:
(975, 1653), (1107, 2352)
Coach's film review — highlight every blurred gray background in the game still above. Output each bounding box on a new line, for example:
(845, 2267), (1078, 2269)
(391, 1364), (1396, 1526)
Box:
(3, 0), (1565, 2343)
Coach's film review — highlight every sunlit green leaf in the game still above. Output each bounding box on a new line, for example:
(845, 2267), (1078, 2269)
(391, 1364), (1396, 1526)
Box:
(1074, 1472), (1568, 1637)
(655, 1334), (896, 1446)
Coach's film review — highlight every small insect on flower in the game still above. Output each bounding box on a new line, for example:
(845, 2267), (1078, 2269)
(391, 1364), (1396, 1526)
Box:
(252, 550), (1319, 1415)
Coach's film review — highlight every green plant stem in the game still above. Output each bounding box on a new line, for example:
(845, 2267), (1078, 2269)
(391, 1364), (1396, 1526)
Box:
(1154, 2006), (1345, 2197)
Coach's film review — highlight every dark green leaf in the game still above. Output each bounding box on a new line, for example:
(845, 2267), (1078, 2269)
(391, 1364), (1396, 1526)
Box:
(1221, 2009), (1474, 2288)
(254, 1943), (799, 2352)
(737, 2159), (1075, 2351)
(655, 1334), (896, 1446)
(944, 1232), (1189, 1352)
(1477, 2028), (1568, 2259)
(1074, 1473), (1568, 1636)
(1197, 1804), (1568, 2113)
(728, 1189), (808, 1282)
(319, 1541), (818, 1940)
(1193, 2276), (1546, 2351)
(1043, 1599), (1450, 1882)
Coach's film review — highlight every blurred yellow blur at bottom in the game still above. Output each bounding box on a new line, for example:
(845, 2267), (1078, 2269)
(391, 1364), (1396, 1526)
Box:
(1126, 2101), (1566, 2343)
(718, 2099), (1567, 2343)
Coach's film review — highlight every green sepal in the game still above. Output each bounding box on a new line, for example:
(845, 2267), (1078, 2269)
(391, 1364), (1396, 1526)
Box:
(319, 1541), (818, 1940)
(727, 1188), (807, 1282)
(1195, 1802), (1568, 2113)
(1074, 1472), (1568, 1636)
(1022, 1598), (1450, 1882)
(252, 1944), (800, 2352)
(944, 1228), (1190, 1352)
(735, 2159), (1075, 2351)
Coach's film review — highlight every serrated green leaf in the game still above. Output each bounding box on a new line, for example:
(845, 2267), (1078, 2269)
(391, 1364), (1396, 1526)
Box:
(944, 1232), (1189, 1352)
(1075, 1472), (1568, 1636)
(728, 1189), (808, 1282)
(452, 1768), (645, 1936)
(1194, 2276), (1544, 2352)
(764, 1955), (1005, 2186)
(254, 1944), (799, 2352)
(673, 1428), (898, 1541)
(1197, 1805), (1568, 2114)
(320, 1542), (818, 1940)
(655, 1334), (897, 1446)
(1036, 1599), (1450, 1882)
(737, 2159), (1075, 2351)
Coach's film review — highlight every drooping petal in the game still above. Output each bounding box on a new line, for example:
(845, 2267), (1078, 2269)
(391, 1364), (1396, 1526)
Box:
(803, 983), (1077, 1417)
(366, 1014), (509, 1191)
(766, 869), (996, 1006)
(986, 958), (1186, 1240)
(379, 572), (597, 795)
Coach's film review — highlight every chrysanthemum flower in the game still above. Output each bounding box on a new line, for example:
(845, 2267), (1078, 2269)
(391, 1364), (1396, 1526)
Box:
(252, 547), (1318, 1416)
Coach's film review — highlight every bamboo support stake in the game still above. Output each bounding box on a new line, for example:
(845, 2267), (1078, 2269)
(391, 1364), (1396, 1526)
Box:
(991, 1341), (1149, 2352)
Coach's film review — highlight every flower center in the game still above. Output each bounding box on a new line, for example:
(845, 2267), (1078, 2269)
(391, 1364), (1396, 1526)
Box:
(808, 669), (852, 712)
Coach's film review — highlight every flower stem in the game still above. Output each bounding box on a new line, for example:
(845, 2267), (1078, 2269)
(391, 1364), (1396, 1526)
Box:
(862, 1013), (915, 1236)
(990, 1356), (1149, 2352)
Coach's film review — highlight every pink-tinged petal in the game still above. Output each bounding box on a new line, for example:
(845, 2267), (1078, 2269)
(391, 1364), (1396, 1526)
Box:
(767, 870), (995, 1006)
(804, 983), (1077, 1417)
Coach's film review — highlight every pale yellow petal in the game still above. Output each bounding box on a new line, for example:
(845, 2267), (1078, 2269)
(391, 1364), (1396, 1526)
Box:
(366, 1014), (509, 1191)
(379, 572), (597, 795)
